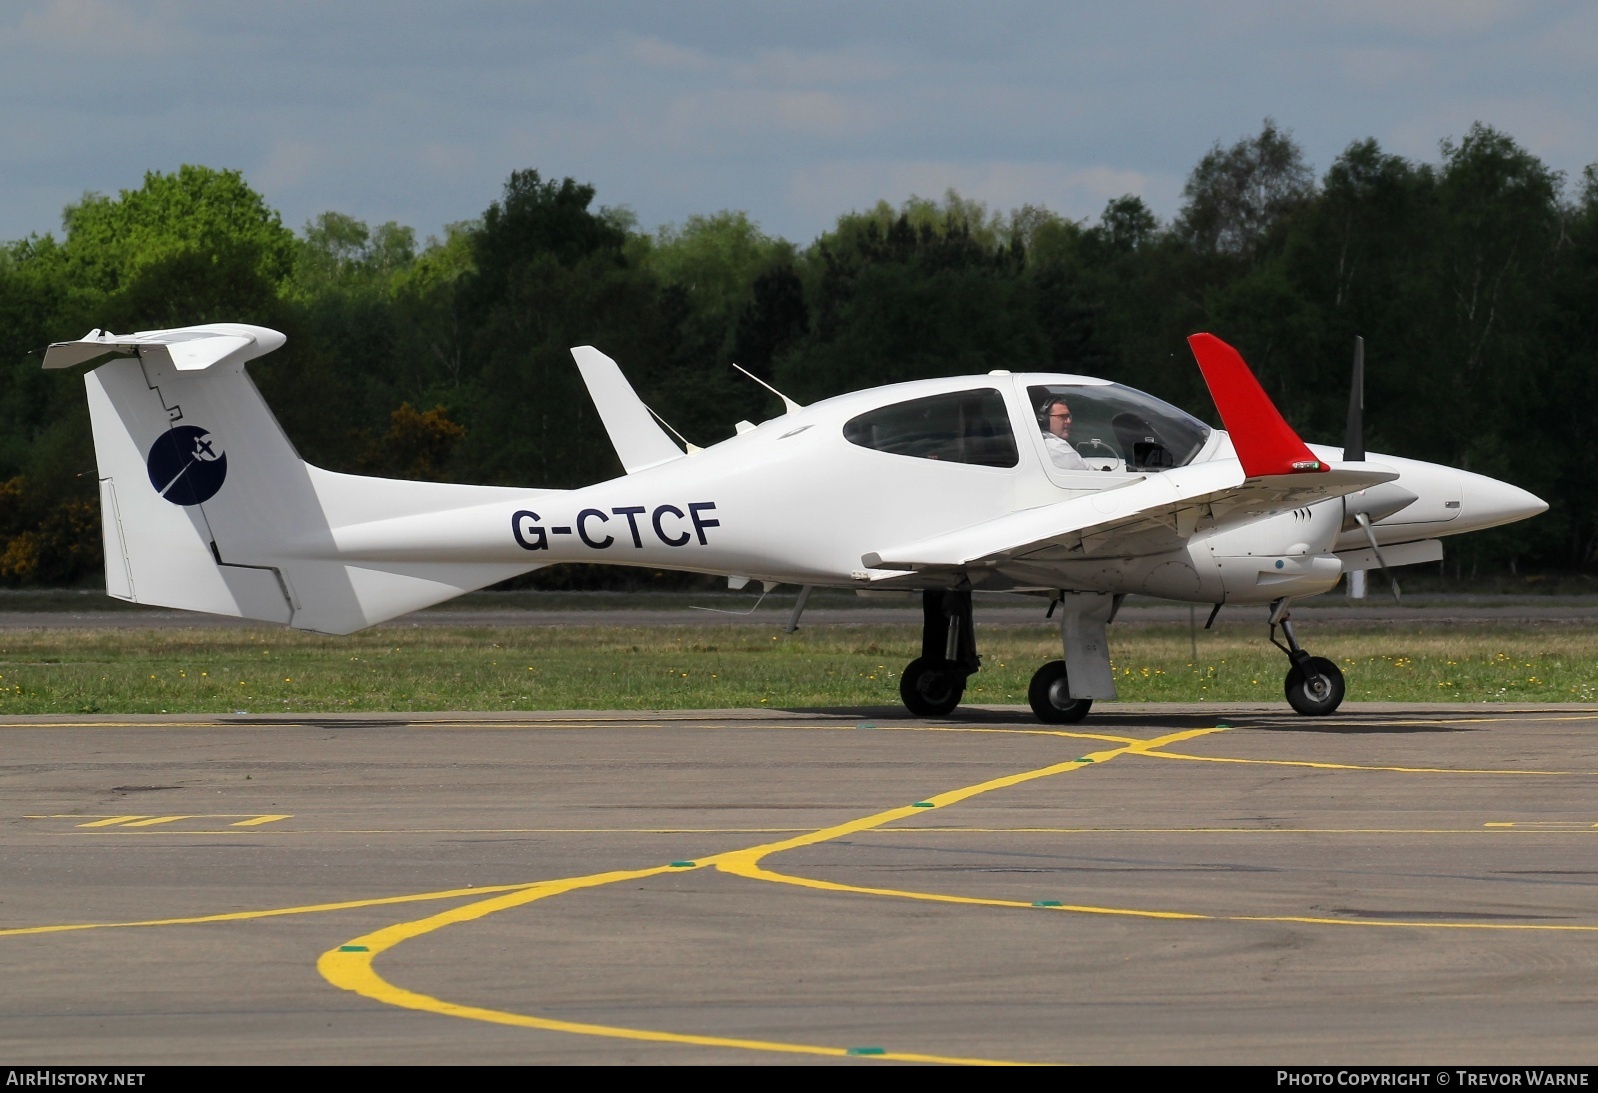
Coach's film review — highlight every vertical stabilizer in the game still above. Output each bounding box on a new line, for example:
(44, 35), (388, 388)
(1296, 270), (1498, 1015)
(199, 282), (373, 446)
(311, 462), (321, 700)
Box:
(69, 326), (547, 633)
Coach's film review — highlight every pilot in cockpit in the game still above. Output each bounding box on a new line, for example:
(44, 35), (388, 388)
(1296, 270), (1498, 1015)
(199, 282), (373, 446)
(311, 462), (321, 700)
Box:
(1039, 396), (1090, 470)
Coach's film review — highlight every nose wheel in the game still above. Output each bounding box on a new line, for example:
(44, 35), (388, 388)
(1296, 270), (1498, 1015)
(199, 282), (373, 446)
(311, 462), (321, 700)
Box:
(1027, 660), (1093, 723)
(1269, 599), (1345, 716)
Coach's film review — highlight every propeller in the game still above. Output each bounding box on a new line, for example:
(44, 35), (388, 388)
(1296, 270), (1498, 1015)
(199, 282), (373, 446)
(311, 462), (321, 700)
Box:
(1343, 336), (1364, 462)
(1341, 336), (1402, 602)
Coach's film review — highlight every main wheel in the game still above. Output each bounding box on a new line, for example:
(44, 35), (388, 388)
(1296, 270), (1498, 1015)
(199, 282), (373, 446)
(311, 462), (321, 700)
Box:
(899, 656), (965, 717)
(1285, 656), (1345, 716)
(1028, 660), (1093, 724)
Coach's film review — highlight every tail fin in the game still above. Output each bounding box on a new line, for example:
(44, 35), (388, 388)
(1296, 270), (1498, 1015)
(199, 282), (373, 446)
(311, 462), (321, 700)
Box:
(51, 325), (544, 633)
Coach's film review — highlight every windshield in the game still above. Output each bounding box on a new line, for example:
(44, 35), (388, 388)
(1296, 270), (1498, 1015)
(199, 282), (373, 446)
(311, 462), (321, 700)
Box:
(1028, 383), (1210, 471)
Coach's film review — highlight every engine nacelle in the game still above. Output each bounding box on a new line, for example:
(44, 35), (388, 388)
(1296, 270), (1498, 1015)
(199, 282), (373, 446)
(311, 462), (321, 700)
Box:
(1197, 499), (1344, 603)
(1205, 551), (1343, 602)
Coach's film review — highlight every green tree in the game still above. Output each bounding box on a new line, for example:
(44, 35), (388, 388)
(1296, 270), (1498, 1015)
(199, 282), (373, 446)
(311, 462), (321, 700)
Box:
(1177, 118), (1316, 257)
(779, 196), (1043, 399)
(455, 170), (674, 487)
(60, 165), (294, 298)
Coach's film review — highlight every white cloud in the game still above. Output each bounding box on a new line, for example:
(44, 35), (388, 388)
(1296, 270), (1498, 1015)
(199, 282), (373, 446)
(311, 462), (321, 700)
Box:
(1310, 0), (1531, 37)
(730, 44), (915, 88)
(13, 0), (176, 53)
(625, 34), (718, 74)
(0, 2), (1594, 247)
(253, 138), (320, 193)
(1336, 46), (1436, 89)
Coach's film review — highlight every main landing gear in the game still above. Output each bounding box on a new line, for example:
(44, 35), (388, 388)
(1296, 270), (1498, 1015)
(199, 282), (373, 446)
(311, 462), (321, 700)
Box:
(898, 589), (1105, 723)
(1268, 598), (1345, 716)
(899, 589), (980, 716)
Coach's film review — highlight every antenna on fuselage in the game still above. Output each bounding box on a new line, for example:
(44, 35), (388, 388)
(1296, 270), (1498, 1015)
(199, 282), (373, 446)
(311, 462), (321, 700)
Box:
(732, 362), (803, 415)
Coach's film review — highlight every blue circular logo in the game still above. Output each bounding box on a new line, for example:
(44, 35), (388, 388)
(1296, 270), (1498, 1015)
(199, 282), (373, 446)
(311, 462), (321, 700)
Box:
(146, 425), (227, 506)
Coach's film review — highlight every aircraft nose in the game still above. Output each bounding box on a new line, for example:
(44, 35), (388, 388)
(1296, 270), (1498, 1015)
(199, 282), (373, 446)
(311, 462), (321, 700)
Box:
(1460, 471), (1548, 532)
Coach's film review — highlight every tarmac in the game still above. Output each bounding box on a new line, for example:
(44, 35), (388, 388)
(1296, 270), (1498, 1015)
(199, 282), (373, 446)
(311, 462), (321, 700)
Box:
(5, 702), (1598, 1064)
(4, 591), (1598, 630)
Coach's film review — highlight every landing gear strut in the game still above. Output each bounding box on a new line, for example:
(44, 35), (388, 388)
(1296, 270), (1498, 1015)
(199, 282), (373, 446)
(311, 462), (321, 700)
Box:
(899, 589), (979, 717)
(1268, 598), (1345, 716)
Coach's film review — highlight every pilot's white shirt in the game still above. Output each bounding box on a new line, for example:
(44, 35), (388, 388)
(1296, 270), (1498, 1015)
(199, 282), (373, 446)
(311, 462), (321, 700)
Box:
(1042, 431), (1090, 470)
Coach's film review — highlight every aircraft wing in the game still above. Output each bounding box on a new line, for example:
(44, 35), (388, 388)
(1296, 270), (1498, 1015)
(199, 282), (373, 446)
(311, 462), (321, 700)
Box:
(861, 460), (1398, 582)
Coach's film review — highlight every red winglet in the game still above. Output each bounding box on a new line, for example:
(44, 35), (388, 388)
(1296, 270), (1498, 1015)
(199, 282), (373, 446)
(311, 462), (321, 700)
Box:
(1187, 333), (1327, 477)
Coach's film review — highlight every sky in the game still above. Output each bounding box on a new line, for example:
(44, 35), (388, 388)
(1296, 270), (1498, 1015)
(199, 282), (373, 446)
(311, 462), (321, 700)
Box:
(3, 1), (1596, 247)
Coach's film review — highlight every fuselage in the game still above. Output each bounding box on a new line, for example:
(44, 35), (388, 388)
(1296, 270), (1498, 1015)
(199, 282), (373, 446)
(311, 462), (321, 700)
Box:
(320, 371), (1546, 606)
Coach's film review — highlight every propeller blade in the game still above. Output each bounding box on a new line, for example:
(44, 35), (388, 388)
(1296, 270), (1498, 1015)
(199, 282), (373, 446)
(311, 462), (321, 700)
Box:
(1354, 510), (1401, 603)
(1344, 336), (1365, 462)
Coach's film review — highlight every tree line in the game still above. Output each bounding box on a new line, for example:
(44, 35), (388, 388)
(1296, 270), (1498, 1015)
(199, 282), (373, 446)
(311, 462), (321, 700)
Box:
(0, 120), (1592, 589)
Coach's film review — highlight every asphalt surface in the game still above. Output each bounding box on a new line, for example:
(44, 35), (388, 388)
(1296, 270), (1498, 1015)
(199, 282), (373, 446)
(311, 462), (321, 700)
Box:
(5, 703), (1598, 1064)
(3, 593), (1598, 630)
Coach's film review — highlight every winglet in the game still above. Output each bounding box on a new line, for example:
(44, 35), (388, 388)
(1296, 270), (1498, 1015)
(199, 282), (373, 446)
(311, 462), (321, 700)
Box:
(1187, 333), (1327, 477)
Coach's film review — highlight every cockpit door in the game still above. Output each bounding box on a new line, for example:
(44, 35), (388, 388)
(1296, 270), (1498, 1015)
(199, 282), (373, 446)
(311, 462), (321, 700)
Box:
(1008, 375), (1143, 493)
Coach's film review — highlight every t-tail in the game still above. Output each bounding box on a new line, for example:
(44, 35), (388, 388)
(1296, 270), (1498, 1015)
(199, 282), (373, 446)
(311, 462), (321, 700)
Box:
(45, 324), (549, 634)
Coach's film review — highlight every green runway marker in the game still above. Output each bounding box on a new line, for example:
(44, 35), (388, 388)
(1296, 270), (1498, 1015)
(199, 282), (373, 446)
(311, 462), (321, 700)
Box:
(1216, 722), (1230, 728)
(338, 945), (369, 952)
(669, 861), (696, 868)
(911, 801), (934, 808)
(1074, 757), (1094, 763)
(857, 723), (876, 729)
(846, 1047), (886, 1056)
(1032, 900), (1063, 908)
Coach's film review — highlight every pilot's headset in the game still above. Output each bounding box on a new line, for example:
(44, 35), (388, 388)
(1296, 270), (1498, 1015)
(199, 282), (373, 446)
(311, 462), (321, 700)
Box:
(1036, 396), (1068, 429)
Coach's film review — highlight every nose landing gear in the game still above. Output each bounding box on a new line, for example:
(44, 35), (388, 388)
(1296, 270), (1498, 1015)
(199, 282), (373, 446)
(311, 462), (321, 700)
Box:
(1269, 598), (1345, 716)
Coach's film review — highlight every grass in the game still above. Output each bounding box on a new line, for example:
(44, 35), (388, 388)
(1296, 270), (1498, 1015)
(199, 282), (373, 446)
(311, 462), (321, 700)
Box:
(0, 620), (1593, 715)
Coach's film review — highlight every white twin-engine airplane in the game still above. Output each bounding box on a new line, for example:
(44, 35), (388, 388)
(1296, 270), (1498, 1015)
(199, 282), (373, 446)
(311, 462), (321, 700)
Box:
(44, 323), (1545, 723)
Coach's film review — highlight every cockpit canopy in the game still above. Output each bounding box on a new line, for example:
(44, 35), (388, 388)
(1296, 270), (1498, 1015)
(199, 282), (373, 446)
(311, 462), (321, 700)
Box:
(1028, 383), (1210, 471)
(838, 380), (1211, 474)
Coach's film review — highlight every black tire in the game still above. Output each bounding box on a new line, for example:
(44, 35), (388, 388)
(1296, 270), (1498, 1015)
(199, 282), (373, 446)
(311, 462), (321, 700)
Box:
(899, 656), (965, 717)
(1028, 660), (1093, 724)
(1285, 656), (1345, 716)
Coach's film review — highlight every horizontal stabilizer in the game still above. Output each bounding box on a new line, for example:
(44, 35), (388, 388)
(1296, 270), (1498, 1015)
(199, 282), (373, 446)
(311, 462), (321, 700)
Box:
(1188, 333), (1326, 477)
(44, 323), (286, 373)
(570, 346), (685, 474)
